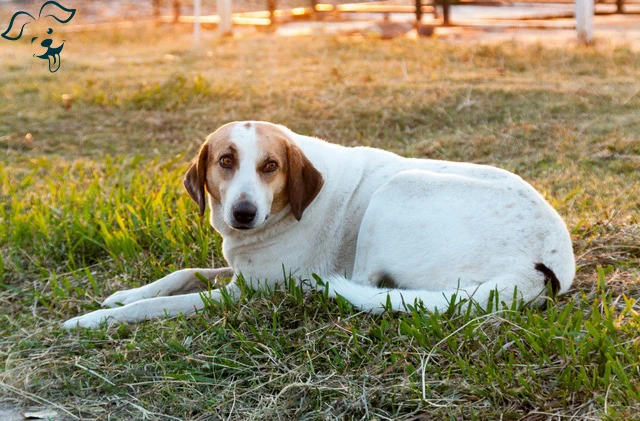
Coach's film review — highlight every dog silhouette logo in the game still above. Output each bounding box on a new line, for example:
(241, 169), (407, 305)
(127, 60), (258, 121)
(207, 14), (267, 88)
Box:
(2, 1), (76, 73)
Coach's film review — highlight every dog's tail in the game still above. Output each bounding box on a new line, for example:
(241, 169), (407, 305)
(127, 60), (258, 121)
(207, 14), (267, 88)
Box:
(318, 271), (553, 314)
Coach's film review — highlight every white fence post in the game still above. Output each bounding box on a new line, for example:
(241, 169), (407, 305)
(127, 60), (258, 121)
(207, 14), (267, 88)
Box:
(576, 0), (594, 44)
(218, 0), (232, 36)
(194, 0), (201, 46)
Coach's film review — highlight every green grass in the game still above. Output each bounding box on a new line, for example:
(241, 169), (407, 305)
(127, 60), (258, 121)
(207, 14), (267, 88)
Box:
(1, 26), (639, 418)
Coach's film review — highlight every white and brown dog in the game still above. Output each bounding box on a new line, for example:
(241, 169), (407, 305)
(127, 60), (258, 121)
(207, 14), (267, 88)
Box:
(64, 121), (575, 329)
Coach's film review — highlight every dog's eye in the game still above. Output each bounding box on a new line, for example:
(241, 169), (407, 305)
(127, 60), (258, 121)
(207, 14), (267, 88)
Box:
(219, 156), (234, 169)
(47, 28), (53, 34)
(263, 161), (278, 172)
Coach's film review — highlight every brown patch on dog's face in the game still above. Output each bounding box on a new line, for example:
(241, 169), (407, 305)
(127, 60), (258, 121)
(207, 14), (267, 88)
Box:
(255, 123), (290, 215)
(185, 121), (324, 224)
(255, 122), (324, 221)
(203, 123), (241, 206)
(184, 123), (237, 215)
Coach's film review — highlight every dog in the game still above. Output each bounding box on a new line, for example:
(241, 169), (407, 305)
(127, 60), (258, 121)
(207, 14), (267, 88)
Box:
(1, 1), (76, 73)
(63, 121), (575, 329)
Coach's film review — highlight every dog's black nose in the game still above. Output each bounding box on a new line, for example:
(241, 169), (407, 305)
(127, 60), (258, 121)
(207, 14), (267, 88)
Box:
(232, 201), (257, 225)
(41, 38), (52, 48)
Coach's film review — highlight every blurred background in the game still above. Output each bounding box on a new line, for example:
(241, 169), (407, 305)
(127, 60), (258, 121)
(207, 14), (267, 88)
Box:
(1, 0), (639, 39)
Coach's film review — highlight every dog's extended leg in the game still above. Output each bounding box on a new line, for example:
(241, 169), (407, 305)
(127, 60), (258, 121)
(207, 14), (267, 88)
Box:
(101, 268), (234, 308)
(63, 281), (240, 329)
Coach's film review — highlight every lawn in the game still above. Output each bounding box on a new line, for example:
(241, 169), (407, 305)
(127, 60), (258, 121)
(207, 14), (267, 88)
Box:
(1, 25), (639, 419)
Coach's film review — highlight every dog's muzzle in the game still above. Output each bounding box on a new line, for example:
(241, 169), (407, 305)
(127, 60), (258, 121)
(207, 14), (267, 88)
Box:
(231, 200), (258, 229)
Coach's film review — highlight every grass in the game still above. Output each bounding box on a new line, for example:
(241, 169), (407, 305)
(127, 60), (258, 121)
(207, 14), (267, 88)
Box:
(1, 25), (639, 419)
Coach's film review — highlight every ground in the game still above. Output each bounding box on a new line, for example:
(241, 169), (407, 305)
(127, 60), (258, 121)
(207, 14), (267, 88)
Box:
(0, 25), (639, 419)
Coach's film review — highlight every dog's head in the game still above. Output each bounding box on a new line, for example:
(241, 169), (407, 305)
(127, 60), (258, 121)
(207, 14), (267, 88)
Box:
(184, 122), (324, 231)
(2, 1), (76, 72)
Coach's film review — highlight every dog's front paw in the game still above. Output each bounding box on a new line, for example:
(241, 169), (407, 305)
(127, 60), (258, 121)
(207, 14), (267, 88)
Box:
(101, 288), (146, 308)
(63, 309), (115, 330)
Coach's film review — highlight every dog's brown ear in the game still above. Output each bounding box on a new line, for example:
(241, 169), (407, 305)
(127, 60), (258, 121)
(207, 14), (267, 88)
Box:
(184, 143), (209, 216)
(287, 142), (324, 221)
